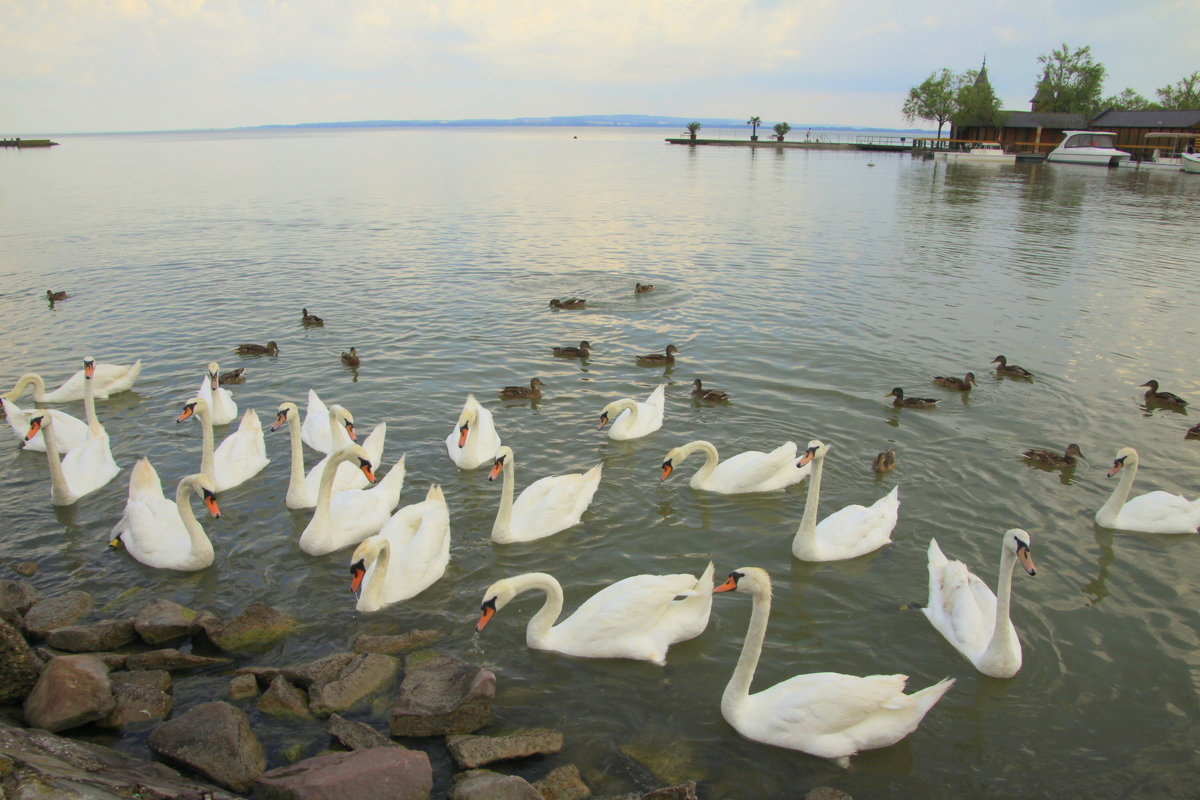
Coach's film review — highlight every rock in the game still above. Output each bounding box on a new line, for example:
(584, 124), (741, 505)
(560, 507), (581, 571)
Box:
(23, 654), (115, 732)
(22, 589), (93, 638)
(308, 653), (399, 716)
(642, 783), (698, 800)
(125, 647), (232, 671)
(133, 598), (197, 644)
(446, 728), (564, 769)
(230, 673), (260, 700)
(206, 603), (296, 652)
(534, 764), (591, 800)
(450, 769), (542, 800)
(326, 713), (403, 751)
(0, 578), (40, 627)
(390, 651), (495, 737)
(254, 747), (433, 800)
(284, 652), (356, 688)
(619, 734), (705, 787)
(103, 680), (173, 728)
(805, 788), (854, 800)
(45, 618), (137, 652)
(0, 616), (42, 704)
(191, 608), (225, 640)
(257, 674), (310, 717)
(354, 630), (444, 655)
(109, 668), (172, 692)
(147, 700), (266, 793)
(12, 561), (38, 576)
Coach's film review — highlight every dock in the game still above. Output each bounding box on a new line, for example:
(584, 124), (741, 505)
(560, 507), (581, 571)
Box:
(1, 138), (59, 148)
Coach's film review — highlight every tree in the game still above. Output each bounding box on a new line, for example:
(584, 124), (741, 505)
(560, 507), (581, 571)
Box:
(953, 68), (1005, 129)
(1032, 43), (1106, 115)
(686, 121), (701, 142)
(1156, 71), (1200, 109)
(902, 68), (957, 138)
(747, 116), (761, 141)
(773, 122), (791, 142)
(1101, 88), (1157, 111)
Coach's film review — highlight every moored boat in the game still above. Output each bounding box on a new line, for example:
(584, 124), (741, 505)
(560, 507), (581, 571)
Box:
(1046, 130), (1130, 167)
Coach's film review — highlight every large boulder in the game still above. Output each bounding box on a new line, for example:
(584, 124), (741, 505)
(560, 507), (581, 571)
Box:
(450, 769), (542, 800)
(257, 674), (310, 717)
(446, 728), (564, 769)
(133, 598), (197, 644)
(325, 713), (403, 751)
(533, 764), (591, 800)
(23, 654), (115, 732)
(102, 669), (174, 728)
(308, 652), (399, 716)
(45, 618), (137, 652)
(254, 747), (433, 800)
(0, 578), (41, 628)
(147, 701), (266, 793)
(23, 590), (94, 638)
(0, 616), (42, 704)
(390, 651), (495, 737)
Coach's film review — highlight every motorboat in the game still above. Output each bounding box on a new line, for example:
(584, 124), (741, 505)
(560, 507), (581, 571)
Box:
(936, 142), (1015, 163)
(1184, 151), (1200, 174)
(1124, 132), (1200, 171)
(1046, 130), (1130, 167)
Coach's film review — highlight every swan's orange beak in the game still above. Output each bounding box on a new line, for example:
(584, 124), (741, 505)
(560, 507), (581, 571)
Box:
(798, 448), (816, 467)
(350, 560), (366, 595)
(598, 412), (610, 430)
(24, 417), (43, 441)
(344, 420), (357, 442)
(661, 461), (673, 481)
(84, 361), (95, 379)
(488, 457), (504, 481)
(178, 404), (196, 422)
(457, 422), (469, 447)
(476, 600), (497, 632)
(714, 575), (739, 593)
(358, 458), (376, 484)
(1107, 457), (1125, 478)
(271, 410), (287, 431)
(203, 490), (221, 518)
(1017, 544), (1036, 576)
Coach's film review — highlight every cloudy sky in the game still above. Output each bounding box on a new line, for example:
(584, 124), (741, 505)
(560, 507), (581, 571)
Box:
(3, 0), (1196, 134)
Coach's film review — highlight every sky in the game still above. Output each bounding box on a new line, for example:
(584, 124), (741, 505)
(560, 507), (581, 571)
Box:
(2, 0), (1197, 134)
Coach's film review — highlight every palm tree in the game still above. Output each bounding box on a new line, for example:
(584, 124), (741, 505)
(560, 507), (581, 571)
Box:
(686, 121), (701, 142)
(773, 122), (791, 142)
(747, 116), (761, 141)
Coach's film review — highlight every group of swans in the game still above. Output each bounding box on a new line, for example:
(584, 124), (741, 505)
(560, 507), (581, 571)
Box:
(4, 359), (142, 404)
(299, 444), (406, 556)
(110, 459), (221, 571)
(196, 361), (238, 426)
(177, 396), (270, 493)
(273, 400), (385, 509)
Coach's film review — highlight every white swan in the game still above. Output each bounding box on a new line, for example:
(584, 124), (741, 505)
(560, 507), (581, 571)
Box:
(75, 356), (120, 480)
(300, 444), (406, 556)
(5, 359), (141, 403)
(24, 410), (119, 506)
(445, 394), (502, 469)
(300, 389), (357, 454)
(791, 441), (899, 562)
(110, 458), (221, 571)
(1094, 446), (1200, 534)
(177, 396), (270, 493)
(350, 485), (451, 612)
(716, 567), (954, 765)
(2, 398), (88, 453)
(923, 530), (1037, 679)
(598, 384), (665, 441)
(196, 361), (238, 426)
(272, 401), (384, 509)
(488, 446), (602, 544)
(661, 439), (810, 494)
(476, 562), (714, 665)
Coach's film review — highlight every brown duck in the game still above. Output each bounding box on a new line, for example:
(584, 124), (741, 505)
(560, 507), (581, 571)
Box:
(635, 282), (655, 293)
(218, 367), (246, 385)
(872, 449), (896, 473)
(636, 344), (680, 366)
(992, 355), (1032, 378)
(341, 347), (360, 367)
(301, 308), (324, 326)
(46, 290), (68, 301)
(1023, 444), (1083, 467)
(1141, 380), (1188, 408)
(691, 378), (729, 402)
(552, 340), (591, 359)
(887, 387), (939, 409)
(933, 372), (976, 391)
(549, 298), (586, 309)
(499, 377), (544, 399)
(1187, 422), (1200, 440)
(235, 341), (279, 356)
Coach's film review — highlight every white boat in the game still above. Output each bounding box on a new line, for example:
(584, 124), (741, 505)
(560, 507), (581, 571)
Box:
(1046, 130), (1131, 167)
(936, 142), (1015, 163)
(1184, 152), (1200, 174)
(1130, 132), (1200, 171)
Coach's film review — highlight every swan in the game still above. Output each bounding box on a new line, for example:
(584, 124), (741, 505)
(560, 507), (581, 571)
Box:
(350, 485), (451, 611)
(791, 441), (899, 562)
(196, 362), (238, 425)
(488, 446), (602, 543)
(715, 567), (954, 765)
(923, 530), (1036, 679)
(1094, 446), (1200, 534)
(598, 384), (665, 441)
(177, 397), (270, 493)
(109, 459), (221, 571)
(661, 440), (809, 494)
(445, 394), (502, 469)
(272, 401), (385, 509)
(476, 562), (715, 665)
(24, 410), (119, 506)
(5, 359), (141, 403)
(300, 389), (357, 454)
(2, 399), (88, 453)
(299, 445), (406, 556)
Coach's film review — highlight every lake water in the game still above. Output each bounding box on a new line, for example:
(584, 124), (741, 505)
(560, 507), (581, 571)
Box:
(2, 127), (1199, 799)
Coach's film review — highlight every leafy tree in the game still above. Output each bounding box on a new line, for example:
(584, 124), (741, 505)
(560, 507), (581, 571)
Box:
(902, 68), (958, 138)
(773, 122), (791, 142)
(1032, 43), (1106, 115)
(686, 121), (701, 141)
(1156, 71), (1200, 109)
(747, 115), (761, 141)
(1101, 88), (1157, 111)
(953, 69), (1006, 129)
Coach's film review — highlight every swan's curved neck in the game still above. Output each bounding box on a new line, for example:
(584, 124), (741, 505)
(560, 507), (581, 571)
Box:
(611, 399), (638, 424)
(363, 540), (390, 610)
(794, 450), (825, 545)
(492, 454), (517, 541)
(194, 406), (215, 483)
(723, 582), (771, 713)
(9, 374), (46, 402)
(682, 441), (720, 483)
(39, 420), (73, 504)
(284, 411), (306, 498)
(510, 573), (565, 648)
(83, 373), (99, 429)
(313, 448), (354, 529)
(176, 479), (213, 562)
(982, 543), (1019, 660)
(1097, 458), (1138, 525)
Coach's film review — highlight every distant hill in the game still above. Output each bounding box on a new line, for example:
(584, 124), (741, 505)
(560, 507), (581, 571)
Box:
(248, 115), (931, 133)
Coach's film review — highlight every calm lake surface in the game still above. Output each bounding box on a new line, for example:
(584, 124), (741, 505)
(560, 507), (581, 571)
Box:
(2, 127), (1199, 799)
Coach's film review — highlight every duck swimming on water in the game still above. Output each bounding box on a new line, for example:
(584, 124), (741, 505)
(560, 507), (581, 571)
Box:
(887, 387), (939, 409)
(992, 355), (1032, 379)
(235, 341), (279, 356)
(341, 347), (360, 367)
(302, 308), (324, 326)
(499, 378), (544, 400)
(933, 372), (976, 391)
(552, 341), (591, 359)
(1023, 444), (1083, 468)
(1141, 380), (1188, 408)
(691, 379), (729, 402)
(549, 298), (586, 309)
(637, 344), (680, 366)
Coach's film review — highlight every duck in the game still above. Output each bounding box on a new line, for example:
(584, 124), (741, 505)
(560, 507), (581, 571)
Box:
(715, 567), (954, 766)
(177, 397), (270, 493)
(1022, 444), (1083, 468)
(197, 362), (238, 426)
(661, 440), (809, 494)
(549, 298), (586, 309)
(341, 347), (360, 367)
(991, 355), (1032, 378)
(499, 378), (544, 400)
(922, 530), (1037, 678)
(636, 344), (680, 366)
(635, 282), (654, 293)
(273, 401), (385, 509)
(2, 398), (89, 453)
(872, 449), (896, 473)
(24, 409), (120, 506)
(1140, 379), (1188, 408)
(234, 341), (279, 356)
(1094, 446), (1200, 533)
(887, 387), (938, 409)
(299, 445), (406, 556)
(218, 367), (245, 385)
(109, 459), (220, 571)
(488, 446), (602, 543)
(691, 378), (730, 402)
(476, 562), (715, 665)
(598, 384), (666, 441)
(445, 394), (502, 469)
(300, 389), (358, 454)
(301, 308), (324, 326)
(552, 340), (591, 359)
(932, 372), (976, 391)
(4, 359), (141, 403)
(350, 485), (451, 612)
(791, 441), (899, 562)
(46, 290), (68, 301)
(1188, 422), (1200, 440)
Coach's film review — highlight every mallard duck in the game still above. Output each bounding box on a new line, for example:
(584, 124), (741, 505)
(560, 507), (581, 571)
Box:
(301, 308), (324, 325)
(992, 355), (1032, 378)
(341, 347), (360, 367)
(636, 344), (680, 366)
(933, 372), (976, 391)
(635, 282), (655, 293)
(1187, 422), (1200, 440)
(218, 368), (245, 385)
(499, 377), (544, 400)
(235, 341), (279, 356)
(1023, 443), (1083, 467)
(552, 340), (591, 359)
(691, 378), (729, 402)
(872, 449), (896, 473)
(46, 290), (68, 301)
(549, 298), (586, 309)
(1141, 380), (1188, 408)
(887, 387), (939, 409)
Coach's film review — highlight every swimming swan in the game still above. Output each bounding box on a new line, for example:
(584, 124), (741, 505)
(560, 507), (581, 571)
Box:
(300, 389), (356, 454)
(24, 408), (119, 506)
(2, 398), (88, 453)
(299, 444), (406, 556)
(922, 530), (1036, 679)
(488, 445), (602, 543)
(476, 562), (714, 665)
(110, 459), (221, 571)
(445, 394), (502, 469)
(350, 485), (451, 612)
(716, 567), (954, 765)
(791, 441), (899, 562)
(1094, 446), (1200, 534)
(197, 361), (238, 426)
(598, 384), (665, 441)
(5, 359), (141, 403)
(661, 440), (809, 494)
(273, 401), (384, 509)
(177, 396), (270, 493)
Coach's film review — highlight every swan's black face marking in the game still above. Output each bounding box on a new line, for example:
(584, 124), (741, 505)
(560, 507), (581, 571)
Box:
(798, 446), (817, 468)
(488, 454), (507, 481)
(344, 420), (357, 441)
(1107, 456), (1127, 478)
(1015, 539), (1036, 576)
(84, 359), (95, 379)
(715, 570), (743, 593)
(202, 488), (221, 518)
(661, 459), (674, 481)
(271, 408), (290, 431)
(350, 560), (366, 595)
(598, 412), (610, 429)
(357, 457), (375, 483)
(476, 597), (498, 631)
(25, 416), (45, 441)
(457, 421), (470, 447)
(178, 402), (197, 423)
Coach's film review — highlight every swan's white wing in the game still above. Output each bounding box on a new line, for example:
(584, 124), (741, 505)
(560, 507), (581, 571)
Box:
(561, 573), (699, 639)
(511, 471), (600, 534)
(301, 389), (331, 452)
(930, 559), (994, 655)
(712, 442), (804, 492)
(814, 488), (899, 555)
(92, 361), (140, 397)
(60, 427), (120, 497)
(2, 400), (89, 452)
(743, 672), (911, 739)
(1118, 491), (1200, 533)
